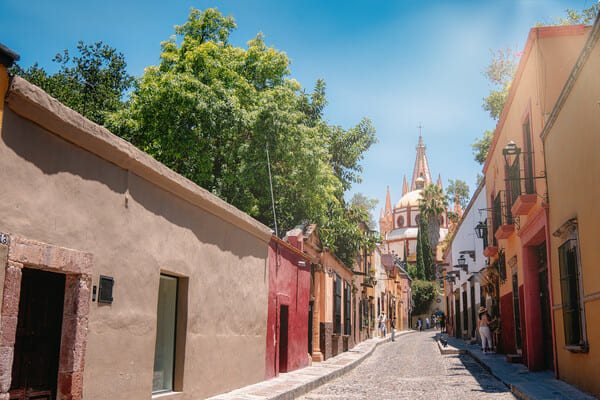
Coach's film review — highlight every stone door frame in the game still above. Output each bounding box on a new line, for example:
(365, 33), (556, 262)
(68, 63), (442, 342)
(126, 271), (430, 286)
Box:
(0, 235), (92, 400)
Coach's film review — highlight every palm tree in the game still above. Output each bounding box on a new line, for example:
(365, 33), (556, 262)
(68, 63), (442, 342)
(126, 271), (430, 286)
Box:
(418, 184), (447, 258)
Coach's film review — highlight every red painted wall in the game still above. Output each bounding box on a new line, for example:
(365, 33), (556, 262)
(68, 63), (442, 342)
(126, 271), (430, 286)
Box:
(265, 237), (311, 379)
(499, 293), (515, 354)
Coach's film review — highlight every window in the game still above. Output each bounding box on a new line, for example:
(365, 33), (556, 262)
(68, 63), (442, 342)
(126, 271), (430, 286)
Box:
(153, 274), (179, 393)
(344, 281), (351, 335)
(334, 274), (342, 335)
(559, 239), (585, 349)
(397, 216), (404, 227)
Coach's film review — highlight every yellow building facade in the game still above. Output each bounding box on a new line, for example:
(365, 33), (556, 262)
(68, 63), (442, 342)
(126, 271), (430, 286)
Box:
(482, 25), (589, 373)
(541, 15), (600, 398)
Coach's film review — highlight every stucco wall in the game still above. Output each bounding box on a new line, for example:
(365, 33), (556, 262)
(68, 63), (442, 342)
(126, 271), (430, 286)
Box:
(0, 79), (271, 399)
(265, 239), (310, 379)
(543, 25), (600, 398)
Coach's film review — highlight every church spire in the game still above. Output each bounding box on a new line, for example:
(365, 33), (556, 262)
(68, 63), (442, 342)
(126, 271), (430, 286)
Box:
(385, 186), (392, 214)
(436, 174), (443, 190)
(402, 176), (409, 196)
(410, 135), (433, 191)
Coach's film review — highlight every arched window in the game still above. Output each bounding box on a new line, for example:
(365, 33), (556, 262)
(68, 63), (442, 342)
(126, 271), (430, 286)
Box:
(397, 216), (405, 227)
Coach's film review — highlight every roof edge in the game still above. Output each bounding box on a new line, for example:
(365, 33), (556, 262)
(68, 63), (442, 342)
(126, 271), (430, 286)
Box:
(483, 24), (588, 175)
(541, 16), (600, 141)
(5, 76), (273, 243)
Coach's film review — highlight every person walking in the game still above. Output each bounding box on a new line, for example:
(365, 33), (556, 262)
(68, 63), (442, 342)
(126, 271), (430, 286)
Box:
(378, 312), (387, 338)
(391, 317), (396, 341)
(440, 313), (446, 333)
(425, 317), (430, 330)
(478, 306), (494, 354)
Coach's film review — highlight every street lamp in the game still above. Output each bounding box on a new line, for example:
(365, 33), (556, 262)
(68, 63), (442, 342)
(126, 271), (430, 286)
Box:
(502, 141), (521, 167)
(475, 221), (487, 239)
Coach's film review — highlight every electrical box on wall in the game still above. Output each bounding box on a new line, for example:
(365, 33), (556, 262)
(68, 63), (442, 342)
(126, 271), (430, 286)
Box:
(98, 275), (114, 304)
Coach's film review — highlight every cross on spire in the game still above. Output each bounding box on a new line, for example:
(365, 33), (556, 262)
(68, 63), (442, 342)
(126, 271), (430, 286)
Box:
(417, 122), (424, 136)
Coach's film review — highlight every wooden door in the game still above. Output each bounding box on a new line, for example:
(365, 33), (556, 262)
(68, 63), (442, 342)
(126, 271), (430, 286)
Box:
(538, 243), (554, 371)
(10, 269), (65, 400)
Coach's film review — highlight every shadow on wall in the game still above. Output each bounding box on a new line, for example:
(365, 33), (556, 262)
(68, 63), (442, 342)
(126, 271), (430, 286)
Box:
(1, 107), (267, 263)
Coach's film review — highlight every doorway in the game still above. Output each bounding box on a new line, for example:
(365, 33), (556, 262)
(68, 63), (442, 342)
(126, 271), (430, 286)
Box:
(512, 270), (523, 353)
(278, 305), (289, 373)
(10, 268), (65, 400)
(537, 243), (554, 370)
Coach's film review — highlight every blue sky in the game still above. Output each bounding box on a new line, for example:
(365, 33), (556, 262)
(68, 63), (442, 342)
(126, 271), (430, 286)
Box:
(1, 0), (594, 224)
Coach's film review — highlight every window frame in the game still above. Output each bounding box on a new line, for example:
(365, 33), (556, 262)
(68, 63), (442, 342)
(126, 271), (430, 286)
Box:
(556, 219), (588, 352)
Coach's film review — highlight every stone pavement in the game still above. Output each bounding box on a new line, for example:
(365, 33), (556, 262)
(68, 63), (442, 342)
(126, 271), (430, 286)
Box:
(435, 333), (597, 400)
(206, 330), (413, 400)
(298, 330), (515, 400)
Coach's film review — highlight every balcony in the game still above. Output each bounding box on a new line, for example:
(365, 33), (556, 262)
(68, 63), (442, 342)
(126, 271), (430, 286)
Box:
(492, 191), (514, 241)
(505, 150), (541, 216)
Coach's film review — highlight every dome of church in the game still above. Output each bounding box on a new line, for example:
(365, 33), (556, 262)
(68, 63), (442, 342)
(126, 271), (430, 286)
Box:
(395, 189), (423, 209)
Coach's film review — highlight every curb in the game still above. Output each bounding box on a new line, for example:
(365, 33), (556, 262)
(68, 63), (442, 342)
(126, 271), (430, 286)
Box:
(435, 338), (596, 400)
(209, 330), (415, 400)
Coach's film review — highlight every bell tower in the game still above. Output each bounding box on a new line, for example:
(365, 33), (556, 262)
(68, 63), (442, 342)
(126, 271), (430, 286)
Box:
(410, 135), (433, 191)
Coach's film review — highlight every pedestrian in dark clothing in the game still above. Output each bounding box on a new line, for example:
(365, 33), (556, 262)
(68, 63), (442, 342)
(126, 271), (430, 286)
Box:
(440, 314), (446, 333)
(391, 317), (396, 341)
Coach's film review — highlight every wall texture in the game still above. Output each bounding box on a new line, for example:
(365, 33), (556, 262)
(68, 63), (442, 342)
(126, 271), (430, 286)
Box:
(542, 18), (600, 397)
(0, 76), (273, 400)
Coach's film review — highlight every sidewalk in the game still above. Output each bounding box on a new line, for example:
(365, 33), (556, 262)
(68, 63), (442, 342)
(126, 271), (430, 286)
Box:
(435, 333), (597, 400)
(207, 330), (414, 400)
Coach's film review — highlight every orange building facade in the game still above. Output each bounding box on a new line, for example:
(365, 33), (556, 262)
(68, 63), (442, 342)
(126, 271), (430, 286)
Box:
(482, 25), (590, 374)
(540, 15), (600, 397)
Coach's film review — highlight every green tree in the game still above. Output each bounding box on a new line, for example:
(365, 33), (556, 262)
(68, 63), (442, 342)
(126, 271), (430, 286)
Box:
(319, 203), (380, 268)
(472, 129), (494, 165)
(11, 41), (133, 126)
(411, 280), (440, 316)
(446, 179), (470, 209)
(349, 192), (379, 228)
(107, 8), (376, 246)
(535, 4), (599, 26)
(418, 183), (447, 256)
(416, 214), (433, 281)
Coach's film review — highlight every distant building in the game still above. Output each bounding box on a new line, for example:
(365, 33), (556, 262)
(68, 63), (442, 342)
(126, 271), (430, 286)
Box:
(379, 136), (449, 259)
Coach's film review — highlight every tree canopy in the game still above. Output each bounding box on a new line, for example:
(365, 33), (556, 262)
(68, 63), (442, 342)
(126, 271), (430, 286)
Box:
(105, 7), (377, 263)
(446, 179), (470, 209)
(349, 192), (379, 228)
(11, 41), (133, 126)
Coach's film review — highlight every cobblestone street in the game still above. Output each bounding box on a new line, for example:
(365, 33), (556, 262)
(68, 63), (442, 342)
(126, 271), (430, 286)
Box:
(298, 331), (516, 400)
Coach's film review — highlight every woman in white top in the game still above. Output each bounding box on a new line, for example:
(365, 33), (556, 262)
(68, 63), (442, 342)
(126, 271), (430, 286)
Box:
(478, 306), (493, 354)
(378, 312), (387, 338)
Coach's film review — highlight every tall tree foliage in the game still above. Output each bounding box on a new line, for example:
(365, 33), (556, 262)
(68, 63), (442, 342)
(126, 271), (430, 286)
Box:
(107, 8), (377, 260)
(319, 204), (380, 268)
(11, 41), (133, 126)
(418, 184), (447, 256)
(535, 4), (599, 26)
(349, 192), (379, 228)
(446, 179), (470, 209)
(416, 214), (433, 281)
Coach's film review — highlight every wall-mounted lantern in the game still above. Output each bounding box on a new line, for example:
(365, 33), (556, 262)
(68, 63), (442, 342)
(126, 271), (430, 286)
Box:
(502, 141), (521, 167)
(475, 221), (487, 239)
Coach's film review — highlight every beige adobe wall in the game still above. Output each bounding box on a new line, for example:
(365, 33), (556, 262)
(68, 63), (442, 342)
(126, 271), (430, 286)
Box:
(543, 27), (600, 397)
(0, 77), (272, 400)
